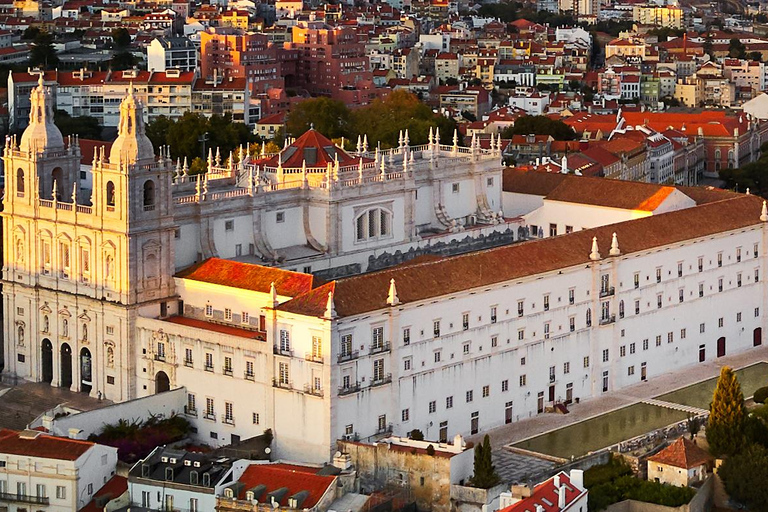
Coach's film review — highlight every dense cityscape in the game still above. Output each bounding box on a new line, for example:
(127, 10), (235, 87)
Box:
(1, 0), (768, 510)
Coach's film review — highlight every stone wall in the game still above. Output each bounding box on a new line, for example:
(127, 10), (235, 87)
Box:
(450, 483), (508, 512)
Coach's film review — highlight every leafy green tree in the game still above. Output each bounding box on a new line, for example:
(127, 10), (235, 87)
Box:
(477, 1), (517, 22)
(285, 97), (352, 139)
(729, 38), (747, 59)
(111, 27), (131, 49)
(707, 366), (747, 457)
(686, 415), (702, 439)
(501, 115), (576, 140)
(54, 110), (103, 139)
(470, 435), (500, 489)
(719, 443), (768, 512)
(750, 51), (763, 62)
(22, 26), (40, 41)
(29, 31), (59, 70)
(110, 51), (138, 71)
(145, 115), (174, 152)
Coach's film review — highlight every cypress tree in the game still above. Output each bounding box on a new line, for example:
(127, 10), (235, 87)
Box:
(707, 366), (746, 457)
(471, 435), (500, 488)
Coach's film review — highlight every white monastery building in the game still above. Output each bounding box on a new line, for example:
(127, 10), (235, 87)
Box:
(3, 78), (768, 466)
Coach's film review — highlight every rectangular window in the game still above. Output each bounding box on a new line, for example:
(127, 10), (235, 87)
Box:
(569, 316), (575, 332)
(634, 273), (640, 289)
(225, 402), (233, 422)
(643, 339), (649, 350)
(656, 268), (662, 283)
(225, 220), (234, 231)
(583, 356), (590, 368)
(549, 223), (557, 237)
(630, 342), (636, 354)
(756, 307), (761, 317)
(628, 365), (635, 376)
(462, 312), (469, 330)
(276, 211), (285, 223)
(279, 361), (289, 385)
(656, 335), (662, 346)
(402, 409), (410, 421)
(635, 300), (640, 315)
(566, 225), (573, 233)
(519, 374), (527, 386)
(719, 317), (724, 328)
(602, 349), (609, 362)
(502, 379), (509, 392)
(699, 283), (704, 297)
(544, 294), (550, 311)
(517, 300), (524, 316)
(490, 306), (497, 323)
(312, 336), (322, 359)
(620, 345), (626, 357)
(678, 262), (683, 277)
(434, 351), (441, 363)
(404, 358), (411, 371)
(569, 288), (575, 304)
(544, 322), (550, 339)
(245, 361), (254, 379)
(700, 323), (706, 333)
(755, 243), (759, 258)
(756, 269), (760, 282)
(668, 332), (674, 343)
(737, 247), (742, 262)
(737, 273), (742, 287)
(56, 486), (66, 499)
(698, 257), (703, 272)
(446, 396), (453, 408)
(718, 278), (724, 292)
(241, 311), (249, 324)
(403, 328), (410, 345)
(491, 336), (498, 348)
(205, 304), (213, 317)
(372, 326), (384, 349)
(224, 357), (233, 375)
(341, 334), (352, 357)
(279, 329), (290, 352)
(679, 289), (684, 303)
(224, 308), (232, 321)
(482, 385), (490, 397)
(518, 329), (524, 340)
(466, 390), (473, 402)
(253, 411), (262, 423)
(452, 183), (460, 193)
(373, 359), (385, 382)
(681, 329), (686, 339)
(737, 312), (742, 322)
(429, 400), (437, 413)
(563, 362), (570, 374)
(718, 252), (723, 267)
(206, 398), (214, 417)
(463, 343), (470, 354)
(657, 294), (663, 309)
(205, 352), (213, 371)
(433, 320), (441, 338)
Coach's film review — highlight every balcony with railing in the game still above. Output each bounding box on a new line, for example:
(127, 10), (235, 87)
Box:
(338, 350), (359, 363)
(305, 352), (324, 363)
(273, 345), (293, 357)
(222, 415), (235, 426)
(272, 378), (293, 390)
(338, 381), (361, 396)
(369, 341), (391, 355)
(203, 411), (216, 421)
(154, 353), (166, 362)
(599, 314), (616, 325)
(184, 406), (198, 417)
(369, 373), (392, 388)
(303, 384), (324, 397)
(599, 286), (615, 298)
(0, 492), (50, 505)
(244, 371), (255, 381)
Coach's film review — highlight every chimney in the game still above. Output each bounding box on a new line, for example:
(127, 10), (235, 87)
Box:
(510, 484), (533, 499)
(554, 474), (561, 488)
(558, 484), (566, 509)
(535, 505), (544, 512)
(570, 469), (584, 490)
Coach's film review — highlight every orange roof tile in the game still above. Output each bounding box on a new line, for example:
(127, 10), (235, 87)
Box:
(648, 438), (712, 469)
(235, 463), (335, 506)
(175, 258), (319, 297)
(0, 429), (96, 460)
(164, 316), (265, 340)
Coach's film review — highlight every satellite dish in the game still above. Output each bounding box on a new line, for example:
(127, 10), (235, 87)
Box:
(334, 451), (342, 458)
(265, 447), (271, 454)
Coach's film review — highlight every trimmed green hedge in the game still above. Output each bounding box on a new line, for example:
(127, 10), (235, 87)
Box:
(753, 386), (768, 404)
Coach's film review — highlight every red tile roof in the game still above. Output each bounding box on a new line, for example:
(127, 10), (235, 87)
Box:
(81, 476), (128, 512)
(278, 191), (762, 318)
(235, 463), (335, 507)
(500, 472), (585, 512)
(0, 429), (95, 460)
(648, 437), (712, 469)
(176, 258), (319, 297)
(164, 316), (266, 340)
(78, 139), (113, 165)
(260, 129), (367, 169)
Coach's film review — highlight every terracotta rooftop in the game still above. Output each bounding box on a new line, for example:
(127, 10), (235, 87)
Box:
(0, 429), (95, 461)
(500, 472), (585, 512)
(278, 192), (762, 318)
(259, 129), (367, 169)
(235, 463), (335, 506)
(176, 258), (320, 297)
(81, 475), (128, 512)
(648, 437), (712, 469)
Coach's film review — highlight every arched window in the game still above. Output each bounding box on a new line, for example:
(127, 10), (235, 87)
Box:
(143, 180), (156, 209)
(586, 308), (592, 327)
(355, 208), (392, 241)
(51, 168), (63, 200)
(106, 181), (115, 207)
(16, 168), (24, 195)
(714, 149), (721, 161)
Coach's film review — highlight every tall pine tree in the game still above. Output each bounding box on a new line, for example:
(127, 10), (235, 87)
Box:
(707, 366), (746, 457)
(471, 435), (500, 488)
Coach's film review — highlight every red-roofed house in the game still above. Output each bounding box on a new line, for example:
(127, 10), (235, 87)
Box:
(217, 462), (339, 511)
(0, 429), (118, 510)
(647, 437), (712, 486)
(499, 470), (587, 512)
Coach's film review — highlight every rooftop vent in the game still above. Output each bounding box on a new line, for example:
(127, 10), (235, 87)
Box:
(18, 429), (42, 440)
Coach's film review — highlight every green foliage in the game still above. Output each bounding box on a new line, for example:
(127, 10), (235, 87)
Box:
(750, 51), (763, 62)
(585, 462), (695, 511)
(111, 27), (131, 48)
(410, 429), (425, 441)
(54, 110), (103, 140)
(29, 30), (59, 70)
(501, 115), (576, 140)
(584, 457), (632, 488)
(646, 27), (685, 42)
(89, 414), (191, 463)
(477, 1), (518, 22)
(729, 38), (747, 59)
(22, 26), (41, 41)
(719, 443), (768, 512)
(753, 386), (768, 404)
(707, 366), (747, 457)
(470, 435), (500, 489)
(687, 415), (702, 439)
(285, 97), (352, 139)
(110, 51), (138, 71)
(744, 414), (768, 447)
(146, 113), (257, 164)
(426, 444), (436, 456)
(263, 428), (274, 445)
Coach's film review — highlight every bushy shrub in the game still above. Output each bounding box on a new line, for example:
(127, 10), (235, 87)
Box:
(753, 386), (768, 404)
(588, 475), (695, 511)
(584, 457), (632, 488)
(89, 415), (191, 463)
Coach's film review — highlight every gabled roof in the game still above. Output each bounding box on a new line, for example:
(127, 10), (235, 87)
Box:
(235, 463), (336, 507)
(175, 258), (320, 297)
(80, 476), (128, 512)
(0, 429), (95, 461)
(648, 437), (712, 469)
(260, 129), (365, 168)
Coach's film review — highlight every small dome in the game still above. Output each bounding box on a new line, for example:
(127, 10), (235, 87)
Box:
(109, 86), (155, 165)
(19, 74), (64, 153)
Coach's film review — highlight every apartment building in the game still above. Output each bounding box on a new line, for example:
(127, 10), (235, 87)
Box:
(147, 36), (198, 72)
